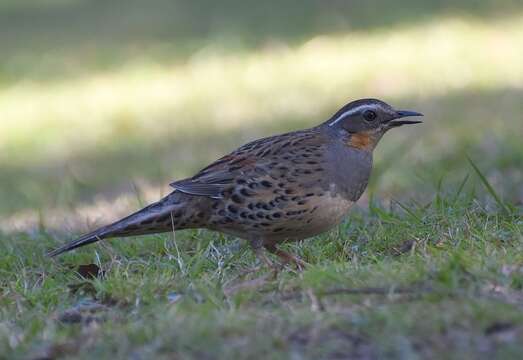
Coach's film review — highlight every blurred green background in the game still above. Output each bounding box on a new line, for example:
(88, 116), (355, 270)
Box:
(1, 0), (522, 232)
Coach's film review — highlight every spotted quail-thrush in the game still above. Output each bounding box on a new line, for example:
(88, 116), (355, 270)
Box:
(49, 98), (423, 267)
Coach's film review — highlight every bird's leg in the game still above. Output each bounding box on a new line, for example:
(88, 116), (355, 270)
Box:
(249, 237), (276, 270)
(252, 246), (274, 269)
(264, 244), (307, 271)
(248, 239), (283, 279)
(233, 247), (270, 280)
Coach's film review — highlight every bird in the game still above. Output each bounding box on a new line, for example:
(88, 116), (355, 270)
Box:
(48, 98), (423, 268)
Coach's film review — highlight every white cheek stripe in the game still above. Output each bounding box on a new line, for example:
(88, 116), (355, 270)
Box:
(328, 105), (371, 127)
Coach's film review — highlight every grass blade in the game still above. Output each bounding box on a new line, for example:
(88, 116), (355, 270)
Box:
(466, 155), (510, 214)
(392, 199), (423, 224)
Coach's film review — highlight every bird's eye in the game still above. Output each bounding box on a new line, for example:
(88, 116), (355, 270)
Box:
(363, 110), (377, 121)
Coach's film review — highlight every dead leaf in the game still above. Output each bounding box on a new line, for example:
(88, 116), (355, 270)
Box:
(76, 264), (103, 279)
(485, 322), (514, 336)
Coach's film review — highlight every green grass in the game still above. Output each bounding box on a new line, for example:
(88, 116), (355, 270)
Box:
(1, 0), (523, 358)
(1, 191), (522, 358)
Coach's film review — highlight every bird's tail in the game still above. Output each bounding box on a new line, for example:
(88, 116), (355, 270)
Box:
(48, 192), (187, 257)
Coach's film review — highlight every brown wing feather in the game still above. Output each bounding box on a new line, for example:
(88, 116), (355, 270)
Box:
(170, 128), (326, 199)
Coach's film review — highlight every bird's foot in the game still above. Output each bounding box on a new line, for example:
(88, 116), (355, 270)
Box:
(264, 245), (308, 272)
(251, 247), (281, 279)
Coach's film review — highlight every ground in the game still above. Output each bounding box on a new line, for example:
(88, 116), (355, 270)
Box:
(0, 1), (522, 359)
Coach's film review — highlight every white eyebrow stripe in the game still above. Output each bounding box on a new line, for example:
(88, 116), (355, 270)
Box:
(328, 105), (373, 127)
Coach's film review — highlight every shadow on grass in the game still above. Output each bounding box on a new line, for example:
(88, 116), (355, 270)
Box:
(0, 86), (521, 217)
(0, 0), (521, 83)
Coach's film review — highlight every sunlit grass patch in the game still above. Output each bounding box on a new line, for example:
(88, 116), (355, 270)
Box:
(1, 14), (523, 165)
(1, 14), (522, 216)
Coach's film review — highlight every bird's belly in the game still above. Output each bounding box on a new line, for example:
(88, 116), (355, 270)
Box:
(212, 192), (354, 243)
(279, 194), (354, 241)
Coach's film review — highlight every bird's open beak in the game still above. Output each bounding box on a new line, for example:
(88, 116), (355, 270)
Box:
(387, 110), (424, 128)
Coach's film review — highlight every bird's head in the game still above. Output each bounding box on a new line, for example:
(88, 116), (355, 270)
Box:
(325, 98), (423, 151)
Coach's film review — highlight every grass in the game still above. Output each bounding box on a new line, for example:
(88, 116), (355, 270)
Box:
(1, 188), (522, 358)
(1, 0), (522, 358)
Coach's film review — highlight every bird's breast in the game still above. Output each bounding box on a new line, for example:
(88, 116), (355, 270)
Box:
(326, 142), (373, 202)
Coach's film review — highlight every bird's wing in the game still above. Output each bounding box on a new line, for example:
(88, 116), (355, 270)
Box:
(170, 128), (326, 199)
(168, 180), (226, 199)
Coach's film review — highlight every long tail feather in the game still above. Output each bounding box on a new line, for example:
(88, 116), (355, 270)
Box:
(48, 193), (183, 257)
